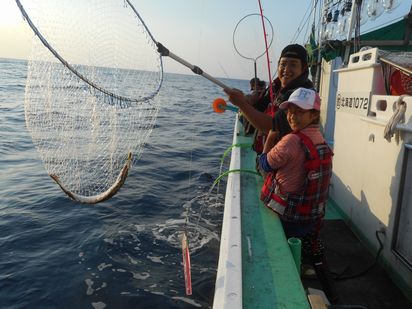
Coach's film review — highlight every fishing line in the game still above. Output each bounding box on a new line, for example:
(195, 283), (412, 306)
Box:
(193, 142), (260, 234)
(181, 1), (213, 295)
(212, 169), (261, 187)
(184, 1), (212, 234)
(220, 143), (253, 164)
(183, 126), (196, 233)
(193, 168), (260, 239)
(217, 61), (231, 79)
(217, 142), (253, 200)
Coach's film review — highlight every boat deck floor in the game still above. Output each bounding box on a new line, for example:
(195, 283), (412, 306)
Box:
(303, 218), (412, 309)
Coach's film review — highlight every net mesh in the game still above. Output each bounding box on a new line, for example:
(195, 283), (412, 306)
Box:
(20, 0), (162, 199)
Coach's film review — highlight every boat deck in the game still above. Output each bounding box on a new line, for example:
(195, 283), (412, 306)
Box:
(237, 123), (412, 309)
(303, 215), (412, 309)
(238, 130), (310, 308)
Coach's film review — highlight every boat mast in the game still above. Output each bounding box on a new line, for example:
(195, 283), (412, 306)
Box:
(343, 0), (362, 64)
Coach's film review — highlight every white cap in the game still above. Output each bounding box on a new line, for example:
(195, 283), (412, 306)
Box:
(279, 88), (321, 111)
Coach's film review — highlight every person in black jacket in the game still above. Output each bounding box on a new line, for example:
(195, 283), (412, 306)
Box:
(242, 77), (267, 135)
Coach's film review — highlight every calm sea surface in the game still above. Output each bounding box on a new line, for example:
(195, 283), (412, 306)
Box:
(0, 58), (248, 309)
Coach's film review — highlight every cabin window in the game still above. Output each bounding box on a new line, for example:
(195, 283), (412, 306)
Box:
(393, 144), (412, 269)
(362, 53), (372, 62)
(351, 56), (360, 64)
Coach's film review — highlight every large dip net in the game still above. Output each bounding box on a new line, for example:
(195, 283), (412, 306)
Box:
(17, 0), (163, 203)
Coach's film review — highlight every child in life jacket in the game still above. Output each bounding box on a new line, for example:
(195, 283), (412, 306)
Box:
(258, 87), (337, 302)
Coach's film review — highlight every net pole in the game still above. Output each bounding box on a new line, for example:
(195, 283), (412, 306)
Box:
(157, 43), (230, 90)
(254, 60), (257, 82)
(125, 0), (230, 90)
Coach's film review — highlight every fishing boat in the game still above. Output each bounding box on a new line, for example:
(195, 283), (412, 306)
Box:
(213, 1), (412, 308)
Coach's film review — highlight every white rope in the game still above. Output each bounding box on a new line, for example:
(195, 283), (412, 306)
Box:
(384, 95), (408, 142)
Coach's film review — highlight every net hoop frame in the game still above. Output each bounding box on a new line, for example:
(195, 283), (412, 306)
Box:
(232, 13), (275, 62)
(15, 0), (164, 105)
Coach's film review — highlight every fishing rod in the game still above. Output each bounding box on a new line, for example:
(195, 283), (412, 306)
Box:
(257, 0), (274, 102)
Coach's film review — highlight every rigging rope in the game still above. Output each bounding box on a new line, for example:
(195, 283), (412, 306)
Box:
(384, 95), (408, 142)
(290, 0), (319, 43)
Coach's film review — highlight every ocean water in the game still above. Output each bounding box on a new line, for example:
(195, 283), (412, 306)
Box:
(0, 58), (248, 309)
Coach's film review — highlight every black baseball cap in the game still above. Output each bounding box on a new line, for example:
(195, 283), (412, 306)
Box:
(280, 44), (308, 66)
(250, 77), (261, 84)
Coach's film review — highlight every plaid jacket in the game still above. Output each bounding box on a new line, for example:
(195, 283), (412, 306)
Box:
(260, 131), (333, 222)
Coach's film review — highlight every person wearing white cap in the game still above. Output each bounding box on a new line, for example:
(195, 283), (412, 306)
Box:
(260, 87), (322, 162)
(259, 87), (338, 302)
(259, 87), (324, 206)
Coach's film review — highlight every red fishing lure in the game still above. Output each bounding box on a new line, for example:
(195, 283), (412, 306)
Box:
(181, 232), (192, 295)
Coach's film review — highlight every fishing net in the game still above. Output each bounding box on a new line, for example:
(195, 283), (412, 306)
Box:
(17, 0), (163, 203)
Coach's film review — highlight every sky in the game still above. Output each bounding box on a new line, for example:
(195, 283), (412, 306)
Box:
(1, 0), (411, 81)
